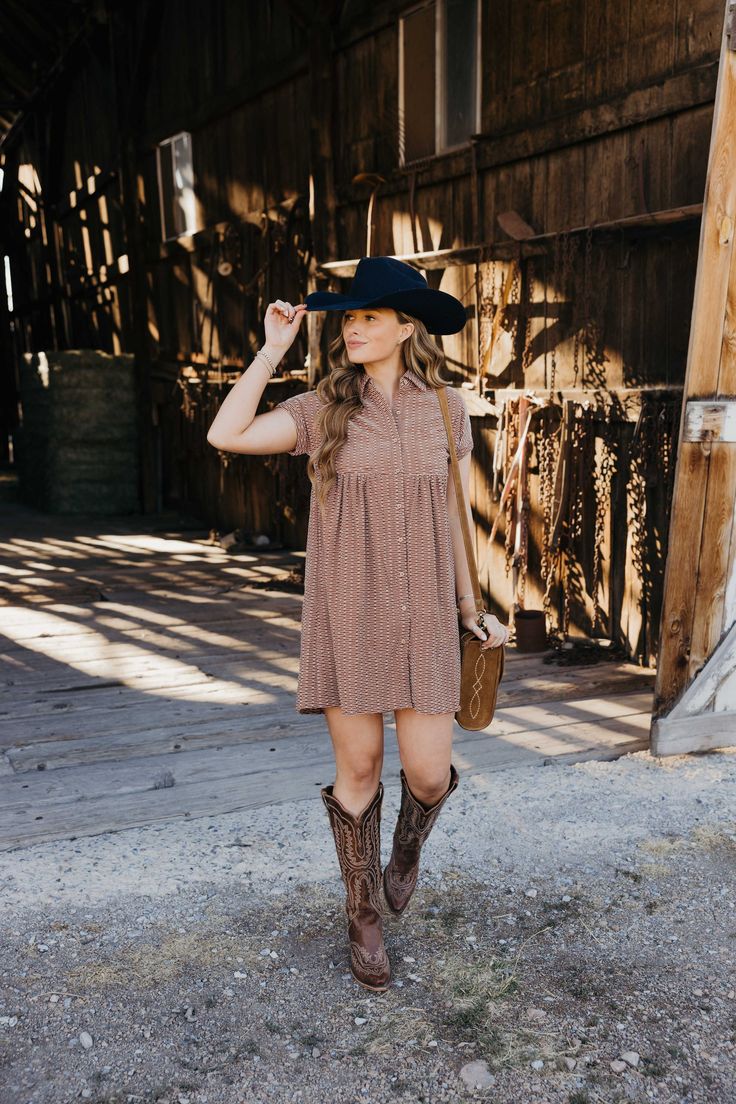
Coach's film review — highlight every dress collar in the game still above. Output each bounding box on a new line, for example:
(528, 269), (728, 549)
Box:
(356, 366), (429, 395)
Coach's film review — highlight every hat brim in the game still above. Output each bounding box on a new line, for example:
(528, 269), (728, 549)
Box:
(304, 288), (467, 335)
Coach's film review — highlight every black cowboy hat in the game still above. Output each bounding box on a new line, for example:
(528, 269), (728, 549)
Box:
(304, 256), (467, 335)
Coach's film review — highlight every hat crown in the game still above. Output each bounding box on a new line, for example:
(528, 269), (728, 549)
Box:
(349, 256), (428, 299)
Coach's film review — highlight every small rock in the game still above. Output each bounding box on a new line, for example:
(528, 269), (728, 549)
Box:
(610, 1059), (627, 1073)
(354, 1017), (367, 1026)
(563, 1057), (577, 1071)
(311, 1047), (321, 1057)
(526, 1007), (547, 1023)
(524, 888), (538, 898)
(0, 1016), (18, 1027)
(233, 971), (247, 979)
(620, 1050), (640, 1067)
(530, 1058), (544, 1070)
(562, 894), (572, 903)
(402, 956), (416, 963)
(459, 1059), (496, 1089)
(79, 1031), (93, 1050)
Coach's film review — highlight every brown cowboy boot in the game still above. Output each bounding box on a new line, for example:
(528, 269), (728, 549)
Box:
(321, 780), (391, 992)
(383, 764), (460, 916)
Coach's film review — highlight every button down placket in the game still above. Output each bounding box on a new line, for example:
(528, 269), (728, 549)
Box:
(361, 372), (416, 663)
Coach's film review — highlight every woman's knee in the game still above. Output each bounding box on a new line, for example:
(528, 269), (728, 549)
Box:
(336, 757), (382, 789)
(404, 764), (451, 804)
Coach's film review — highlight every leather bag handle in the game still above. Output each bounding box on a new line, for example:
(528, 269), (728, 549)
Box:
(437, 387), (486, 619)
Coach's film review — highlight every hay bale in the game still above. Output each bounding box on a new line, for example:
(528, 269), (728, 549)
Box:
(16, 350), (139, 514)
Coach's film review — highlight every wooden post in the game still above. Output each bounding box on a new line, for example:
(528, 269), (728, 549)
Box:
(108, 1), (165, 514)
(305, 4), (340, 384)
(651, 0), (736, 753)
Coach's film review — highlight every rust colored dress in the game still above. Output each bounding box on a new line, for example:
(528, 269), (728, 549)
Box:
(276, 366), (474, 715)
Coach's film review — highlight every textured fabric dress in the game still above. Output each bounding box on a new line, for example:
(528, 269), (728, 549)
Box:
(276, 366), (474, 715)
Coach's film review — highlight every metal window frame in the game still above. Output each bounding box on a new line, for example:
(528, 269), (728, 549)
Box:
(155, 130), (198, 243)
(398, 0), (482, 167)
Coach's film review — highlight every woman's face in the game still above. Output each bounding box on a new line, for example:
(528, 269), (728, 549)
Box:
(341, 308), (413, 363)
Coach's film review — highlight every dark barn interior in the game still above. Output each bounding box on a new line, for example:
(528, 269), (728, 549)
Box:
(0, 0), (728, 673)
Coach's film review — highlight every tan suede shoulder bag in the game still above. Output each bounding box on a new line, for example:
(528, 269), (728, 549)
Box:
(437, 387), (505, 731)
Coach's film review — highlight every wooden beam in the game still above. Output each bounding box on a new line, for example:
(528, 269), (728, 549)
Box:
(316, 205), (703, 276)
(650, 710), (736, 756)
(652, 0), (736, 746)
(667, 621), (736, 718)
(109, 6), (158, 514)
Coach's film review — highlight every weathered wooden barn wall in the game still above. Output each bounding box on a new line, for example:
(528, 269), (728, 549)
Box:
(0, 0), (726, 662)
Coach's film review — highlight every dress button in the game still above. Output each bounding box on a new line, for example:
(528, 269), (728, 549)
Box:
(401, 604), (407, 611)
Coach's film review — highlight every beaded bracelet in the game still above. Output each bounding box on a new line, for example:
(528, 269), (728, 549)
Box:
(254, 347), (278, 377)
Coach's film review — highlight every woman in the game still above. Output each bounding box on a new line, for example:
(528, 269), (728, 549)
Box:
(207, 256), (509, 993)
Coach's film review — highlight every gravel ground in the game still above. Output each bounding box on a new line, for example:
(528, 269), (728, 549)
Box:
(1, 748), (735, 1104)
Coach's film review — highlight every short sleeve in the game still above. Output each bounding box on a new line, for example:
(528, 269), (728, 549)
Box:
(276, 390), (315, 456)
(451, 390), (473, 460)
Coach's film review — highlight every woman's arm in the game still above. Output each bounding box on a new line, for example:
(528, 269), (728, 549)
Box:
(206, 300), (307, 454)
(447, 451), (509, 649)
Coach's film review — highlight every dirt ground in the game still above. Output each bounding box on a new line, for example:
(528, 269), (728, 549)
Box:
(1, 748), (735, 1104)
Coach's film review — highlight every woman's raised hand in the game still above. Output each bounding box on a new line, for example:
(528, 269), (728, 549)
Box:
(264, 299), (308, 352)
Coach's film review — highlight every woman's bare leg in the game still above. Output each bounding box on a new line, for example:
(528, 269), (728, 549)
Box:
(324, 706), (385, 815)
(393, 708), (454, 805)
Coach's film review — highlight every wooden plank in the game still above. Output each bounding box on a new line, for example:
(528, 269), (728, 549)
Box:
(651, 708), (736, 755)
(4, 690), (654, 774)
(653, 1), (736, 729)
(0, 709), (651, 851)
(669, 620), (736, 717)
(689, 442), (736, 669)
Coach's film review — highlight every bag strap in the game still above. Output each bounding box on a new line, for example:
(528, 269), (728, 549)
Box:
(437, 387), (485, 617)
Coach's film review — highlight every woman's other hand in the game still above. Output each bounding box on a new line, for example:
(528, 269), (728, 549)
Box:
(264, 300), (308, 353)
(460, 611), (509, 650)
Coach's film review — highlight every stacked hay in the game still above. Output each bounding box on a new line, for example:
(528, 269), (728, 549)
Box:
(16, 350), (138, 514)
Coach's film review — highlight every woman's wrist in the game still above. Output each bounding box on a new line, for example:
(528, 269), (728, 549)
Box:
(248, 343), (284, 375)
(456, 594), (476, 614)
(260, 343), (285, 366)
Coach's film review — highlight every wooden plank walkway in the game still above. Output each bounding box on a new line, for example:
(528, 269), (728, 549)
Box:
(0, 502), (654, 852)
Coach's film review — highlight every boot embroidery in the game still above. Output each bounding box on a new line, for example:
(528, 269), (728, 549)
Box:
(321, 782), (391, 991)
(383, 765), (459, 915)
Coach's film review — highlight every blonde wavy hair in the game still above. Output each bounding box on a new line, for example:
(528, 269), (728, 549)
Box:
(306, 308), (451, 511)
